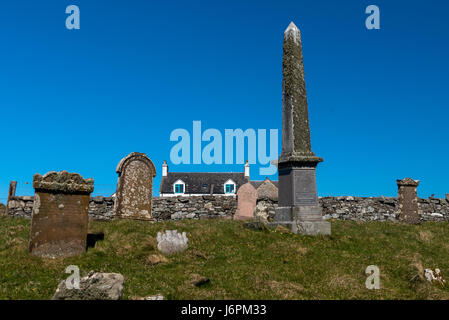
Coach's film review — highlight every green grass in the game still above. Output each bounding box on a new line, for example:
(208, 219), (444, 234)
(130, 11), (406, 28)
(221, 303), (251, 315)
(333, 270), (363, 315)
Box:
(1, 216), (449, 300)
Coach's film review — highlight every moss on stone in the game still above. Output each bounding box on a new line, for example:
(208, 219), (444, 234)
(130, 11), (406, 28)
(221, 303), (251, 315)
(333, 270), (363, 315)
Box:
(33, 171), (94, 194)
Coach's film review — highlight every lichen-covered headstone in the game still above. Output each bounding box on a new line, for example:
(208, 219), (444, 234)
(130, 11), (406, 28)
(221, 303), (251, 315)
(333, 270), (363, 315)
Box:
(114, 152), (156, 220)
(234, 183), (258, 221)
(397, 178), (420, 224)
(29, 171), (94, 258)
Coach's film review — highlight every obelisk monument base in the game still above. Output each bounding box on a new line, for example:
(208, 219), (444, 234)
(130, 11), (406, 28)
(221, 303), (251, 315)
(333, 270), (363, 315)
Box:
(273, 207), (331, 235)
(272, 159), (330, 235)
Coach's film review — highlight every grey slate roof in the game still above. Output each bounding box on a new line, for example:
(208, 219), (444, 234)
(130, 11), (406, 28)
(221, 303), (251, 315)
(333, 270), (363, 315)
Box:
(160, 172), (249, 195)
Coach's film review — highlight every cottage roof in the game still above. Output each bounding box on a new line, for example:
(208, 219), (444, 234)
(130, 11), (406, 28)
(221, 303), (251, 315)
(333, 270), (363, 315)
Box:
(160, 172), (248, 194)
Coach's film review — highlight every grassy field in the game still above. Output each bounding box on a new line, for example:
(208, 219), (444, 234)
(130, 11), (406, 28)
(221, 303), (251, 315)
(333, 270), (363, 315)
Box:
(0, 216), (449, 300)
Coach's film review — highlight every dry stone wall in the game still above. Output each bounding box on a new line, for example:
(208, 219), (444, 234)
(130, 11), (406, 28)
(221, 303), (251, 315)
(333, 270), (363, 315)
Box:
(320, 196), (449, 222)
(5, 195), (449, 222)
(6, 196), (34, 218)
(152, 196), (236, 221)
(6, 195), (237, 221)
(89, 196), (115, 220)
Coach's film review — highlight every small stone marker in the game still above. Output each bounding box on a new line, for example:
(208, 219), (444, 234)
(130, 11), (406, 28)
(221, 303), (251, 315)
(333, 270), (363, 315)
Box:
(189, 274), (210, 287)
(114, 152), (156, 220)
(424, 268), (446, 285)
(234, 182), (258, 221)
(157, 230), (188, 255)
(29, 171), (94, 258)
(397, 178), (420, 224)
(147, 253), (169, 265)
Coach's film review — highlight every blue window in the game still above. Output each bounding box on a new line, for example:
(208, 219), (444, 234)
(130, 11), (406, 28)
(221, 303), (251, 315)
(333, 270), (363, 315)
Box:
(225, 184), (235, 194)
(174, 184), (184, 194)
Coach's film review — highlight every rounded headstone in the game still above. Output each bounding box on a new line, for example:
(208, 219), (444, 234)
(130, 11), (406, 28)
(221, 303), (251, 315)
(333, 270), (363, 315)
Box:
(234, 183), (258, 221)
(114, 152), (156, 220)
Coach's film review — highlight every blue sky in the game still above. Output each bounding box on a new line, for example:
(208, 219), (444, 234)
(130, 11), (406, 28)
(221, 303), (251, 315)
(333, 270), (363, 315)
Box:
(0, 0), (448, 200)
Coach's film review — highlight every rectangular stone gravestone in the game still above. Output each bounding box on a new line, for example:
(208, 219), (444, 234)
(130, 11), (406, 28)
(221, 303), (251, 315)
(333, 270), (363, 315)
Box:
(397, 178), (420, 224)
(29, 171), (94, 258)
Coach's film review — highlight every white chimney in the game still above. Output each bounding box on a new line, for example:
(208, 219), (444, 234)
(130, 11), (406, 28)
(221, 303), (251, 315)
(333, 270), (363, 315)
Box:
(162, 160), (168, 177)
(244, 160), (250, 179)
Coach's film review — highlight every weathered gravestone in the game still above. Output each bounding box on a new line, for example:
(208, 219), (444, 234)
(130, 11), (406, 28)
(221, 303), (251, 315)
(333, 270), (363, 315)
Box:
(114, 152), (156, 220)
(254, 179), (278, 222)
(29, 171), (94, 258)
(5, 181), (17, 216)
(234, 182), (258, 221)
(272, 22), (330, 235)
(397, 178), (420, 224)
(257, 179), (278, 202)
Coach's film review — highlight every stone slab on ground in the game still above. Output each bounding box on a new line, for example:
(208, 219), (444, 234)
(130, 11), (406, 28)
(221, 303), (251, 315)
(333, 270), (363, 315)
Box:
(52, 271), (125, 300)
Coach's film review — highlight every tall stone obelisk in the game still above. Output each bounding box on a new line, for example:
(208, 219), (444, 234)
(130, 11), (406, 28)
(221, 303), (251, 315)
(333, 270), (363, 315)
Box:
(273, 22), (331, 235)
